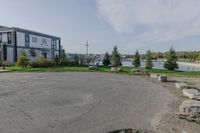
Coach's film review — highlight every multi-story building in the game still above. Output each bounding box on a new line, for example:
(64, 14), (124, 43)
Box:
(0, 25), (62, 64)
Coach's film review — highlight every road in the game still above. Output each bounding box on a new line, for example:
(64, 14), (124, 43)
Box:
(0, 72), (175, 133)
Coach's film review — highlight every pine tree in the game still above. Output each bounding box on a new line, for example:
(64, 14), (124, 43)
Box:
(102, 52), (111, 66)
(197, 54), (200, 61)
(164, 47), (178, 70)
(145, 50), (153, 69)
(74, 54), (79, 66)
(111, 46), (121, 67)
(132, 50), (141, 68)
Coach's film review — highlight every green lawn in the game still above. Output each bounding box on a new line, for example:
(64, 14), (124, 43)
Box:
(1, 66), (200, 77)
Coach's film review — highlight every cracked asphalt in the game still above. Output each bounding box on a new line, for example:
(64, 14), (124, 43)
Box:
(0, 72), (175, 133)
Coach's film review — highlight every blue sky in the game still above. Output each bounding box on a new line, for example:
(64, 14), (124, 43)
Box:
(1, 0), (200, 54)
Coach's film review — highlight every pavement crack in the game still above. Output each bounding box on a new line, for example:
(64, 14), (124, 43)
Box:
(19, 109), (34, 120)
(63, 100), (102, 128)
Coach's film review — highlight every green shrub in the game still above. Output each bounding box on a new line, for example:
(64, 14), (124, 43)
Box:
(30, 57), (55, 68)
(16, 50), (30, 68)
(54, 55), (59, 65)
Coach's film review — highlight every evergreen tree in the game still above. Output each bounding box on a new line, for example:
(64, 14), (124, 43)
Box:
(132, 50), (141, 68)
(164, 47), (178, 70)
(102, 52), (111, 66)
(145, 50), (153, 69)
(197, 54), (200, 61)
(60, 52), (67, 65)
(111, 46), (121, 67)
(74, 54), (79, 66)
(16, 50), (30, 68)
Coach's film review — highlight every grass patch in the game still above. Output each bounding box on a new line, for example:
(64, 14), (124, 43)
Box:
(1, 66), (200, 77)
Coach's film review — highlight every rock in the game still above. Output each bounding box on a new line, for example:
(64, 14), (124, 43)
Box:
(179, 100), (200, 119)
(175, 83), (188, 89)
(158, 75), (167, 82)
(183, 89), (200, 100)
(0, 70), (11, 73)
(150, 73), (159, 79)
(131, 69), (149, 75)
(111, 67), (119, 73)
(88, 66), (98, 71)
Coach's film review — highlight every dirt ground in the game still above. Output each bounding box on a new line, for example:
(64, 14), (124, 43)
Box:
(147, 76), (200, 133)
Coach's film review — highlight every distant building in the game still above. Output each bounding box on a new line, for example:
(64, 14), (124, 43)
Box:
(0, 25), (62, 64)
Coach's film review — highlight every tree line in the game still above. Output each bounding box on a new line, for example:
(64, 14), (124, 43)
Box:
(102, 46), (179, 70)
(139, 51), (200, 62)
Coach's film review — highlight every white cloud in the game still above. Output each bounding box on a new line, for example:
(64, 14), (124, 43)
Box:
(96, 0), (200, 43)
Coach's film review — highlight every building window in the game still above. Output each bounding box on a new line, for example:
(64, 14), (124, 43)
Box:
(54, 40), (57, 50)
(25, 34), (29, 47)
(42, 39), (47, 44)
(42, 52), (47, 59)
(25, 42), (29, 47)
(25, 34), (29, 42)
(51, 40), (54, 49)
(7, 33), (11, 44)
(32, 37), (37, 43)
(2, 33), (8, 43)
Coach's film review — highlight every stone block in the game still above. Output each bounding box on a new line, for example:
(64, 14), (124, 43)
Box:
(150, 73), (159, 79)
(175, 83), (188, 89)
(111, 67), (119, 73)
(88, 66), (98, 71)
(158, 75), (167, 82)
(183, 89), (200, 99)
(131, 69), (149, 75)
(179, 100), (200, 118)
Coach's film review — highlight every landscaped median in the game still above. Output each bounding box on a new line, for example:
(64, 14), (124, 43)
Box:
(1, 66), (200, 77)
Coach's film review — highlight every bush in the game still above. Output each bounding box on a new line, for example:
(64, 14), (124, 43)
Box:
(30, 57), (55, 68)
(16, 50), (30, 68)
(54, 55), (59, 65)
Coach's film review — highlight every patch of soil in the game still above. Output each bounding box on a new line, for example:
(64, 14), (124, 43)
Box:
(147, 77), (200, 133)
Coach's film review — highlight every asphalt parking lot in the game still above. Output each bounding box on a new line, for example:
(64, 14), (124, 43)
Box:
(0, 72), (175, 133)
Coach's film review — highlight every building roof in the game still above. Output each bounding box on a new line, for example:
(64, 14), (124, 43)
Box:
(0, 25), (60, 39)
(0, 25), (7, 28)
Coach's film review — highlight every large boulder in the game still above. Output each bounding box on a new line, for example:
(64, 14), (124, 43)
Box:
(88, 66), (98, 71)
(183, 89), (200, 100)
(150, 73), (160, 79)
(175, 83), (189, 89)
(131, 69), (149, 75)
(158, 75), (168, 82)
(179, 100), (200, 120)
(110, 67), (122, 73)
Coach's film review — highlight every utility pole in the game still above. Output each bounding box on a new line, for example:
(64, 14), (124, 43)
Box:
(85, 41), (89, 55)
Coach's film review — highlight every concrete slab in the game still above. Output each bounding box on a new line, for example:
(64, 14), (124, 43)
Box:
(158, 76), (167, 82)
(179, 100), (200, 118)
(0, 72), (175, 133)
(175, 83), (189, 89)
(150, 74), (159, 79)
(183, 89), (200, 99)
